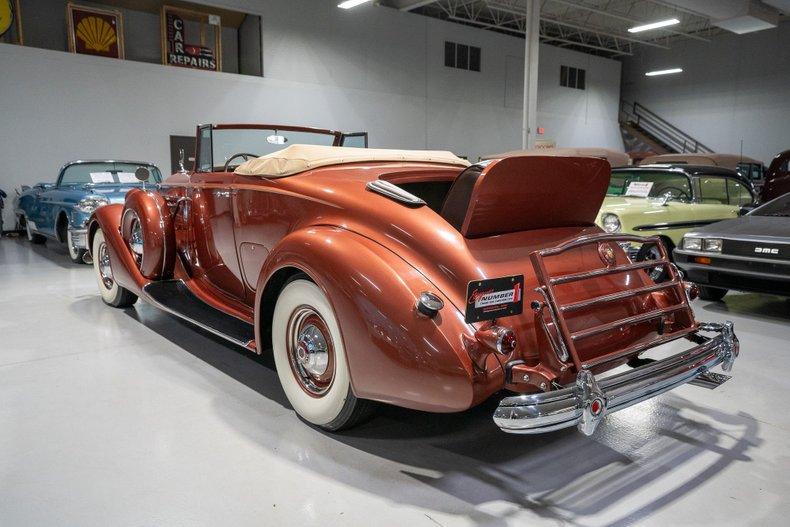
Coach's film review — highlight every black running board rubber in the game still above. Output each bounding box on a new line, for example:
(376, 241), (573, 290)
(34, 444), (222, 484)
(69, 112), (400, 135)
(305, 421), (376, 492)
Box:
(143, 279), (255, 348)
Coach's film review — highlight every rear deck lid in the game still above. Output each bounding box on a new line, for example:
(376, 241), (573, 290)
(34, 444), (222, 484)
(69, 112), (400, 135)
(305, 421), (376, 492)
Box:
(454, 156), (611, 238)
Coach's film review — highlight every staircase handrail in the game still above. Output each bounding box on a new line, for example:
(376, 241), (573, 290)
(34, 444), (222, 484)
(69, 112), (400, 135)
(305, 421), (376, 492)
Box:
(620, 100), (714, 154)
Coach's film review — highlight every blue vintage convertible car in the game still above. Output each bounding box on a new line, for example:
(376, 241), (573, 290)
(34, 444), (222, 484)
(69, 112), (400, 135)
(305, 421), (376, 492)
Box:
(14, 160), (162, 263)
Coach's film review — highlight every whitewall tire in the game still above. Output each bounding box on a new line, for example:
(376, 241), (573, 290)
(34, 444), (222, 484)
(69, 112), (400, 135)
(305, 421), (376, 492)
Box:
(92, 229), (138, 308)
(67, 229), (87, 264)
(272, 276), (372, 430)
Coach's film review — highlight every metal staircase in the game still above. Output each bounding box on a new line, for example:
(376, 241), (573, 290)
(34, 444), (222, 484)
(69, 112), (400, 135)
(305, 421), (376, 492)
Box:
(620, 100), (713, 155)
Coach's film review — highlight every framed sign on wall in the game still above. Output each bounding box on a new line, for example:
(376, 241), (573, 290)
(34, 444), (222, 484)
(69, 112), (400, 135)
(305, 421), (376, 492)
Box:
(0, 0), (24, 45)
(66, 3), (125, 59)
(161, 5), (222, 72)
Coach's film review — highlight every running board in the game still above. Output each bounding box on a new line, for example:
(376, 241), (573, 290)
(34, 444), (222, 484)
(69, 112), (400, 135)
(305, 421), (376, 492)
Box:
(143, 280), (255, 350)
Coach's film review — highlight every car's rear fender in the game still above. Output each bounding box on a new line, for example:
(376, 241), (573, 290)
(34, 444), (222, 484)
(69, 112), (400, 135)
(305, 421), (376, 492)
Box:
(256, 226), (505, 412)
(87, 204), (149, 296)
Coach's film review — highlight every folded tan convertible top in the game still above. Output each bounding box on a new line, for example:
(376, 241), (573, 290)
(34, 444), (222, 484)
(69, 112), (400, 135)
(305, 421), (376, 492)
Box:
(235, 144), (470, 178)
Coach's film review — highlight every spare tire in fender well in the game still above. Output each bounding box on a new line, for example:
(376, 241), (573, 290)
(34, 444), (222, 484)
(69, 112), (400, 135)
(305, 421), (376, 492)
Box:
(120, 188), (175, 280)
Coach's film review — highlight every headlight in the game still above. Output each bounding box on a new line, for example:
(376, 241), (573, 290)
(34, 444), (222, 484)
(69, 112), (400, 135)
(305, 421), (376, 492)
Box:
(703, 238), (723, 252)
(601, 213), (621, 233)
(683, 237), (702, 251)
(75, 195), (110, 213)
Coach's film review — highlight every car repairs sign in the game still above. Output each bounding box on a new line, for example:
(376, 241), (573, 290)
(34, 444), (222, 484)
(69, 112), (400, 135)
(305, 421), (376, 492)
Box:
(163, 7), (220, 71)
(465, 275), (524, 323)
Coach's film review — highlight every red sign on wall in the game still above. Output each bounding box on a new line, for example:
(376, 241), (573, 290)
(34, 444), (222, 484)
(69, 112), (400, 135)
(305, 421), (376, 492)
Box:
(163, 6), (221, 72)
(67, 4), (124, 59)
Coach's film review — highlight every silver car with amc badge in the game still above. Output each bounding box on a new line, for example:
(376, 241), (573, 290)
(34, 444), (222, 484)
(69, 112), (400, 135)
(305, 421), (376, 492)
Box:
(674, 193), (790, 300)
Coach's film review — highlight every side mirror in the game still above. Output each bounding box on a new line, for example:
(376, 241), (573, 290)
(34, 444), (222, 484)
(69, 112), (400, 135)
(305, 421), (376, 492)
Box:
(135, 167), (151, 182)
(20, 185), (30, 192)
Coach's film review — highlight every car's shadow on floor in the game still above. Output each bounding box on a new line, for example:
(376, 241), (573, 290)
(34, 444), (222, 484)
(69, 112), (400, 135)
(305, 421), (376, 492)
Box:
(7, 236), (79, 270)
(698, 293), (790, 324)
(125, 303), (761, 526)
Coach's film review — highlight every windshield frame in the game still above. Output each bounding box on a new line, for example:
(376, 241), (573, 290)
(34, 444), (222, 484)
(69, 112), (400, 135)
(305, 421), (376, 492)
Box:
(196, 124), (347, 173)
(56, 160), (162, 187)
(608, 168), (694, 203)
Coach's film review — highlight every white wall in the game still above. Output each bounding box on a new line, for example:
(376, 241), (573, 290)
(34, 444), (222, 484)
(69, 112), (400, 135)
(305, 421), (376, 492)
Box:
(621, 20), (790, 164)
(0, 0), (622, 227)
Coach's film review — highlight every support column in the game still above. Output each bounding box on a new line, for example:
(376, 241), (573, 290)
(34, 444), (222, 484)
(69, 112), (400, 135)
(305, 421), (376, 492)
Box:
(522, 0), (540, 149)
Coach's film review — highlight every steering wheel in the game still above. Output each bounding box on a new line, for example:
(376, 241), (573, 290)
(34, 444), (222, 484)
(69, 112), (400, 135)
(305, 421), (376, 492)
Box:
(658, 186), (691, 201)
(223, 153), (259, 172)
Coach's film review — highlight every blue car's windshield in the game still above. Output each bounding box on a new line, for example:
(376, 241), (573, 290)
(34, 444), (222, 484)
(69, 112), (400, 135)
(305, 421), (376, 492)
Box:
(59, 162), (162, 186)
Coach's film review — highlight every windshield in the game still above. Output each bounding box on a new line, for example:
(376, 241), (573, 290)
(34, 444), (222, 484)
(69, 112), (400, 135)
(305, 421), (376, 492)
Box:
(752, 193), (790, 217)
(201, 128), (338, 171)
(608, 170), (692, 201)
(59, 162), (162, 186)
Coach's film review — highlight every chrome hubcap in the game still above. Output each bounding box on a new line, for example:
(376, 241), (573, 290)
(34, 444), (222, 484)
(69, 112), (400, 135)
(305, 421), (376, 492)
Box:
(98, 242), (114, 290)
(287, 306), (335, 397)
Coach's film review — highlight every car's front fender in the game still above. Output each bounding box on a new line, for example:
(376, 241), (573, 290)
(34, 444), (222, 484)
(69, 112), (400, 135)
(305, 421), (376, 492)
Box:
(256, 226), (504, 412)
(87, 204), (149, 296)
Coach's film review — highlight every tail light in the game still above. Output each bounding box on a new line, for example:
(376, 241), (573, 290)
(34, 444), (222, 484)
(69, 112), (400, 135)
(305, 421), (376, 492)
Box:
(683, 281), (699, 301)
(475, 325), (517, 355)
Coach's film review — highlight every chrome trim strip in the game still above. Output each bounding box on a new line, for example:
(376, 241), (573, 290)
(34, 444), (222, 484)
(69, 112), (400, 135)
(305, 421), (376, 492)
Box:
(493, 322), (738, 435)
(365, 180), (426, 207)
(141, 282), (253, 349)
(675, 249), (790, 266)
(633, 219), (723, 231)
(676, 262), (790, 281)
(684, 232), (790, 243)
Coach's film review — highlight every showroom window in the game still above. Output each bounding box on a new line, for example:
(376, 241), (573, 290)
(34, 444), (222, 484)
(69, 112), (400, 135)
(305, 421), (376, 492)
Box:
(445, 41), (481, 72)
(7, 0), (263, 77)
(560, 65), (586, 90)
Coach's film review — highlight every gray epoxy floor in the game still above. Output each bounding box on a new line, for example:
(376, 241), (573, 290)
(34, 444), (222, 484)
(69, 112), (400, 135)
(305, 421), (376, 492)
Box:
(1, 235), (789, 527)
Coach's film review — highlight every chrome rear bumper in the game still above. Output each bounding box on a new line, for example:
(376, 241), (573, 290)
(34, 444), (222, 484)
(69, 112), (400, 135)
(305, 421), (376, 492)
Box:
(493, 322), (738, 436)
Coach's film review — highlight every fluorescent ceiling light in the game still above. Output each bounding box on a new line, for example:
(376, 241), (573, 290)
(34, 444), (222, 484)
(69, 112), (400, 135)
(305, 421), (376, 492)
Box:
(338, 0), (373, 8)
(628, 18), (680, 33)
(645, 68), (683, 76)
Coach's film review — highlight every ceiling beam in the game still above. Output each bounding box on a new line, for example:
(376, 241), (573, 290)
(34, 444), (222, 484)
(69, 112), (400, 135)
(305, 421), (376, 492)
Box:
(546, 0), (710, 42)
(447, 14), (633, 56)
(396, 0), (440, 11)
(487, 3), (671, 49)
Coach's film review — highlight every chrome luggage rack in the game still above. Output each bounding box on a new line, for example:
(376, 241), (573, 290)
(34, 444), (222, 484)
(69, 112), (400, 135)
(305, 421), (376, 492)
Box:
(494, 233), (738, 436)
(529, 233), (696, 369)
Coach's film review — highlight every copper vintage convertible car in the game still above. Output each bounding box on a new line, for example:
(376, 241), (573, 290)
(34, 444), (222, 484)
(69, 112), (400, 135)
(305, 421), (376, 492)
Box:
(87, 124), (739, 435)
